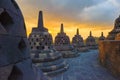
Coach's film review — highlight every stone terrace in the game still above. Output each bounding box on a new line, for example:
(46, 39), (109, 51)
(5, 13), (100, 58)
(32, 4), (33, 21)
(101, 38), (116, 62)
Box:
(48, 50), (118, 80)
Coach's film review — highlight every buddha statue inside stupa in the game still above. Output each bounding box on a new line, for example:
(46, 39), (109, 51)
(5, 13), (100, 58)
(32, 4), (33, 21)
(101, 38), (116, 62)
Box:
(107, 15), (120, 40)
(86, 31), (98, 49)
(54, 24), (79, 58)
(99, 32), (105, 40)
(72, 28), (88, 52)
(28, 11), (68, 76)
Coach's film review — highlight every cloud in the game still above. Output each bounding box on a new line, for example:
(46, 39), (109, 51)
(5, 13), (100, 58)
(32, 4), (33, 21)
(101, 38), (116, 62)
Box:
(17, 0), (120, 27)
(79, 0), (120, 25)
(15, 0), (120, 39)
(16, 0), (104, 21)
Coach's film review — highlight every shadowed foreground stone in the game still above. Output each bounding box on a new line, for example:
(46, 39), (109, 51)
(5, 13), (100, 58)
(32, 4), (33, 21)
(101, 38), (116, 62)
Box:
(29, 11), (68, 76)
(72, 28), (89, 52)
(54, 24), (79, 58)
(0, 0), (47, 80)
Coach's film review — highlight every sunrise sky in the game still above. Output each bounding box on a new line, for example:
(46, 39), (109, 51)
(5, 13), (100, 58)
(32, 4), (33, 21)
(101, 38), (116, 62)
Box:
(16, 0), (120, 40)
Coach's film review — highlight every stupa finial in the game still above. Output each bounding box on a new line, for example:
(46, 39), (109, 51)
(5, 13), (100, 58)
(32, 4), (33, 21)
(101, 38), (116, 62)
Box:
(101, 32), (104, 36)
(76, 28), (79, 35)
(60, 23), (64, 33)
(90, 31), (92, 36)
(38, 11), (44, 28)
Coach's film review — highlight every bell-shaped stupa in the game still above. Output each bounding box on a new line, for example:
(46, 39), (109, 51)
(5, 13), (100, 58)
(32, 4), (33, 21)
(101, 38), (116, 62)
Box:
(54, 24), (79, 58)
(99, 32), (105, 40)
(107, 15), (120, 40)
(72, 29), (88, 52)
(29, 11), (68, 76)
(86, 31), (98, 49)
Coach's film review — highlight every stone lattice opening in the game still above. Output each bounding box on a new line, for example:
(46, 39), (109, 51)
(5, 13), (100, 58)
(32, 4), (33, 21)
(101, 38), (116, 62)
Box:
(18, 39), (27, 53)
(0, 10), (13, 31)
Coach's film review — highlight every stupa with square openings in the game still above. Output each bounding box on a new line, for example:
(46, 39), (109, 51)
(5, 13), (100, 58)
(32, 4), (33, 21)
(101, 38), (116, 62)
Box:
(28, 11), (68, 76)
(86, 31), (98, 49)
(54, 24), (79, 58)
(72, 29), (88, 52)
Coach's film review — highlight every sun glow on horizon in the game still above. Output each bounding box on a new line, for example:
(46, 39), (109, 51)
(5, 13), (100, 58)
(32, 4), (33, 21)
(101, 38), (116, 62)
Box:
(25, 20), (113, 41)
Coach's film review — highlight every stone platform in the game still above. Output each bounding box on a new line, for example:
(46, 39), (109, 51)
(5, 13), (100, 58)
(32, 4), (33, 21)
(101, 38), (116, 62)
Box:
(48, 50), (118, 80)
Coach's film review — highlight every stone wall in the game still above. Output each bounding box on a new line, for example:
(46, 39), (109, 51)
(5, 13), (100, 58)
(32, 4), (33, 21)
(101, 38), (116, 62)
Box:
(99, 40), (120, 78)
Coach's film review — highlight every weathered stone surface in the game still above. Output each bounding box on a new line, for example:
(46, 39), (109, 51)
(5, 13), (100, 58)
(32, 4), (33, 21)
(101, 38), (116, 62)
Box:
(29, 11), (68, 76)
(107, 15), (120, 40)
(54, 24), (79, 58)
(0, 0), (47, 80)
(99, 40), (120, 78)
(72, 29), (89, 52)
(86, 31), (98, 49)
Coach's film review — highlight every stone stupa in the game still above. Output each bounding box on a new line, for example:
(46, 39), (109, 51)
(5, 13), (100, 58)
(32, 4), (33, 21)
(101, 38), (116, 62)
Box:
(28, 11), (68, 76)
(99, 32), (105, 40)
(0, 0), (47, 80)
(86, 31), (98, 49)
(107, 15), (120, 40)
(72, 29), (88, 52)
(54, 24), (79, 58)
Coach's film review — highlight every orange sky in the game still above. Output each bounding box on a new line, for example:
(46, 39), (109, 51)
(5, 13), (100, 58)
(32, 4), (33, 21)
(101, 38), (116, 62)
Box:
(16, 0), (118, 41)
(25, 14), (112, 41)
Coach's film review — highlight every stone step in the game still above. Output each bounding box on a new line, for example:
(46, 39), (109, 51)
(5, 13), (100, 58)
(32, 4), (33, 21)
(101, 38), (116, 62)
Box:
(32, 52), (62, 63)
(35, 58), (64, 67)
(40, 61), (67, 72)
(44, 64), (69, 76)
